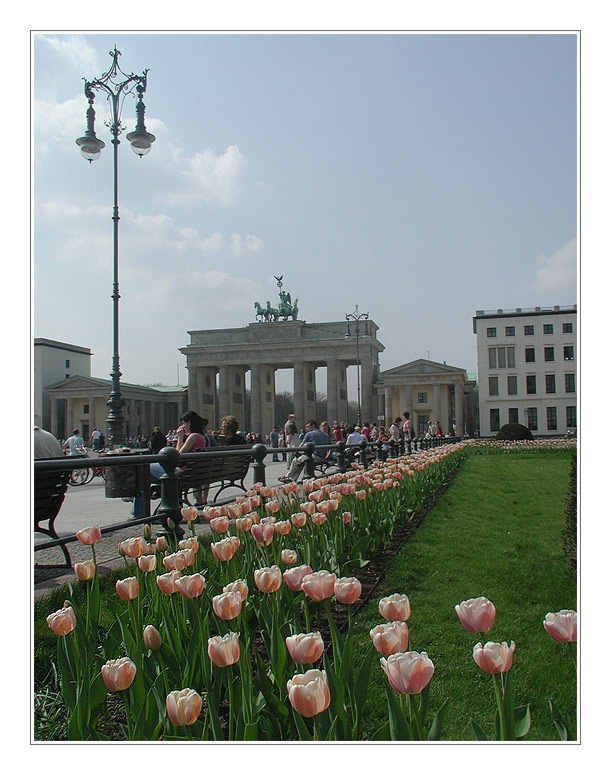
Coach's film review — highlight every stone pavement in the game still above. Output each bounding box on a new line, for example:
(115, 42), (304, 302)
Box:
(34, 456), (296, 599)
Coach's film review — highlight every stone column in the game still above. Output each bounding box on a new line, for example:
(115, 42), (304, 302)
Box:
(384, 386), (393, 425)
(67, 398), (74, 435)
(455, 381), (464, 436)
(327, 358), (339, 425)
(250, 362), (262, 435)
(433, 383), (441, 425)
(261, 365), (276, 438)
(187, 367), (198, 415)
(50, 396), (58, 436)
(228, 367), (246, 429)
(219, 366), (230, 420)
(360, 350), (373, 424)
(294, 362), (305, 429)
(337, 362), (348, 423)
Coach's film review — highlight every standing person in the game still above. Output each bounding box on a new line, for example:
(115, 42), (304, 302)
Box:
(34, 426), (64, 459)
(64, 428), (86, 456)
(435, 421), (443, 438)
(369, 423), (379, 441)
(402, 411), (414, 440)
(91, 427), (102, 452)
(389, 418), (401, 443)
(269, 426), (280, 461)
(427, 420), (434, 438)
(279, 420), (333, 483)
(148, 426), (167, 454)
(284, 413), (299, 468)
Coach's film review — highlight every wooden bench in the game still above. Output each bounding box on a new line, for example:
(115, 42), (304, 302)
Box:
(34, 469), (71, 567)
(178, 448), (252, 506)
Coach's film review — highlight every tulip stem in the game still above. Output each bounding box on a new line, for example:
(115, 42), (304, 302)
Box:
(408, 693), (426, 741)
(493, 673), (508, 741)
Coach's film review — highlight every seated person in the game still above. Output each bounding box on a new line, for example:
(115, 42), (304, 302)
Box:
(279, 420), (332, 482)
(220, 415), (244, 445)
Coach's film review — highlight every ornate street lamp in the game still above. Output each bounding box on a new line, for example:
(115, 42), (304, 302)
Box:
(76, 46), (155, 448)
(345, 303), (369, 426)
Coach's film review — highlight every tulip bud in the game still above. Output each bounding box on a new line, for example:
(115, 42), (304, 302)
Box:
(455, 597), (496, 633)
(74, 560), (96, 581)
(174, 573), (206, 599)
(286, 631), (324, 664)
(76, 525), (101, 545)
(208, 632), (240, 667)
(254, 565), (283, 594)
(472, 640), (515, 674)
(137, 554), (157, 573)
(379, 593), (411, 622)
(101, 657), (137, 692)
(281, 549), (298, 566)
(143, 624), (162, 651)
(334, 577), (362, 605)
(212, 591), (243, 620)
(156, 536), (169, 553)
(116, 577), (139, 601)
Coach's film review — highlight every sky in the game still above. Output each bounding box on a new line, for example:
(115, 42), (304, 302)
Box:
(33, 31), (577, 397)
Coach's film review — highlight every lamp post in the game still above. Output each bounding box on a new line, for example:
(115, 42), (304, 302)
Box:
(345, 303), (369, 426)
(76, 46), (155, 449)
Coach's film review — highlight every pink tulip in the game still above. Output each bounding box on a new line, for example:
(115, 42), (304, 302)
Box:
(74, 560), (96, 581)
(319, 499), (339, 514)
(156, 569), (182, 595)
(300, 501), (316, 515)
(223, 578), (249, 601)
(274, 520), (292, 536)
(101, 657), (137, 692)
(116, 577), (139, 601)
(265, 499), (281, 515)
(76, 525), (101, 545)
(178, 537), (199, 552)
(251, 522), (275, 546)
(334, 577), (362, 605)
(355, 489), (367, 501)
(286, 632), (325, 664)
(311, 512), (326, 526)
(283, 564), (314, 592)
(309, 490), (324, 503)
(175, 573), (206, 599)
(381, 651), (435, 694)
(210, 516), (230, 534)
(166, 688), (202, 726)
(455, 597), (496, 633)
(118, 536), (148, 558)
(254, 565), (283, 594)
(369, 621), (409, 656)
(143, 624), (162, 651)
(181, 506), (199, 522)
(235, 516), (253, 532)
(543, 610), (577, 643)
(212, 590), (243, 620)
(137, 554), (157, 573)
(155, 536), (169, 553)
(281, 549), (298, 566)
(342, 511), (353, 524)
(291, 512), (307, 528)
(210, 538), (238, 562)
(208, 632), (240, 667)
(379, 593), (411, 622)
(287, 669), (331, 718)
(228, 503), (243, 519)
(473, 641), (516, 674)
(46, 605), (77, 636)
(301, 570), (337, 602)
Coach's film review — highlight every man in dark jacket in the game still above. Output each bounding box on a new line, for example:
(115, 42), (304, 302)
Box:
(149, 426), (167, 453)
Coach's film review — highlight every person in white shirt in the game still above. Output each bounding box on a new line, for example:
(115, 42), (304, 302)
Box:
(64, 429), (86, 456)
(34, 426), (64, 459)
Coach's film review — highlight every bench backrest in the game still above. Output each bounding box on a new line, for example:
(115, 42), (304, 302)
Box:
(34, 469), (70, 531)
(181, 449), (251, 489)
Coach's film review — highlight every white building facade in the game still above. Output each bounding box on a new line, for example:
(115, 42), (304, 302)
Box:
(473, 305), (577, 437)
(34, 338), (92, 430)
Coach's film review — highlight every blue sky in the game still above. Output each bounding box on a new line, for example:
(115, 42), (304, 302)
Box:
(33, 32), (577, 394)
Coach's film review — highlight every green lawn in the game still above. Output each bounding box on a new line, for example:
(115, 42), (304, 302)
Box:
(350, 452), (577, 741)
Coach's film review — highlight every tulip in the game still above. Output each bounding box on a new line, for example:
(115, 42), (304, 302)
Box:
(119, 536), (148, 558)
(355, 489), (367, 501)
(543, 610), (577, 643)
(301, 570), (337, 602)
(455, 596), (496, 633)
(155, 536), (169, 553)
(208, 632), (240, 667)
(311, 512), (326, 526)
(156, 569), (182, 595)
(181, 547), (196, 567)
(76, 524), (101, 545)
(300, 501), (316, 515)
(46, 605), (77, 636)
(210, 516), (230, 534)
(283, 564), (314, 592)
(116, 577), (139, 601)
(265, 499), (281, 515)
(74, 560), (96, 581)
(472, 641), (516, 674)
(162, 551), (187, 571)
(211, 538), (238, 562)
(286, 631), (325, 664)
(342, 511), (352, 524)
(287, 669), (331, 718)
(223, 578), (249, 601)
(334, 577), (362, 605)
(254, 565), (283, 594)
(175, 573), (206, 599)
(309, 490), (324, 503)
(251, 522), (275, 546)
(261, 516), (276, 525)
(228, 503), (243, 519)
(101, 657), (137, 692)
(291, 512), (307, 528)
(274, 520), (292, 536)
(143, 624), (162, 651)
(137, 554), (157, 573)
(381, 651), (435, 694)
(178, 537), (199, 552)
(166, 688), (202, 727)
(379, 593), (411, 622)
(369, 621), (409, 657)
(181, 506), (199, 522)
(281, 549), (298, 566)
(319, 499), (339, 514)
(235, 516), (253, 532)
(212, 590), (243, 620)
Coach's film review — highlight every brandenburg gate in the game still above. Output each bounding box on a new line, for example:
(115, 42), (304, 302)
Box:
(180, 283), (384, 435)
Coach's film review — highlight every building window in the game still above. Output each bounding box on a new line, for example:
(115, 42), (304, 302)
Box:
(488, 348), (497, 369)
(563, 322), (573, 333)
(83, 404), (89, 414)
(488, 376), (499, 396)
(505, 326), (515, 337)
(507, 375), (518, 395)
(417, 392), (428, 404)
(525, 348), (535, 363)
(566, 406), (577, 428)
(508, 408), (519, 424)
(418, 416), (429, 435)
(526, 407), (538, 430)
(507, 347), (515, 368)
(65, 359), (70, 368)
(565, 373), (575, 393)
(547, 407), (557, 431)
(564, 346), (574, 361)
(497, 347), (506, 368)
(543, 324), (554, 334)
(545, 375), (556, 394)
(526, 375), (537, 394)
(487, 327), (497, 338)
(544, 347), (555, 362)
(490, 409), (500, 432)
(524, 325), (534, 335)
(65, 374), (69, 379)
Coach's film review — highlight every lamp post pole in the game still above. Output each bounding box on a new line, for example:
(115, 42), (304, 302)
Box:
(345, 304), (369, 426)
(76, 47), (155, 449)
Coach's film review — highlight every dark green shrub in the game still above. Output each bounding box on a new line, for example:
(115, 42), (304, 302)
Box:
(563, 455), (577, 579)
(495, 422), (533, 441)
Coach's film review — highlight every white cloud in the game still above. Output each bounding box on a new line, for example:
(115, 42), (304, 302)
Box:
(182, 145), (248, 206)
(534, 238), (577, 292)
(36, 35), (100, 75)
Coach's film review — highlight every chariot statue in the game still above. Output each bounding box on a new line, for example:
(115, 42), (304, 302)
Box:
(254, 277), (299, 322)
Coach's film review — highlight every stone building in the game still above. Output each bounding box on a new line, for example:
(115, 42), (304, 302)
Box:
(34, 338), (92, 430)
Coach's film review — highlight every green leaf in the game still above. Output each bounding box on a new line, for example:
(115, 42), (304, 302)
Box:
(243, 722), (259, 740)
(514, 704), (531, 739)
(548, 698), (569, 741)
(323, 653), (349, 739)
(471, 719), (489, 741)
(502, 669), (516, 740)
(369, 721), (391, 741)
(428, 698), (449, 741)
(385, 682), (412, 741)
(291, 707), (312, 741)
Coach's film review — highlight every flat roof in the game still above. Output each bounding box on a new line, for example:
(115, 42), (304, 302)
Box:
(34, 338), (92, 355)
